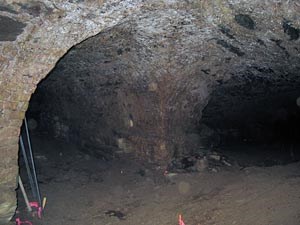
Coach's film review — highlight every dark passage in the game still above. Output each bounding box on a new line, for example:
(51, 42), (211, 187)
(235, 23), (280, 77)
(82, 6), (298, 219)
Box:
(200, 80), (300, 167)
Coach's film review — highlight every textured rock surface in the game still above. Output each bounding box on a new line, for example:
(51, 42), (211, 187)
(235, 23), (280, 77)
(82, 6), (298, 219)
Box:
(0, 0), (143, 223)
(1, 0), (300, 223)
(28, 14), (212, 163)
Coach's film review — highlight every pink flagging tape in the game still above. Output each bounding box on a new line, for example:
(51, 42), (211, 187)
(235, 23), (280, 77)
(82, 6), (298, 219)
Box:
(29, 201), (42, 219)
(15, 218), (33, 225)
(179, 214), (186, 225)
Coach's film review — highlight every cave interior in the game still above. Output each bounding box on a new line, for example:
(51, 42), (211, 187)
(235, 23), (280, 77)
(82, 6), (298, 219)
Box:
(16, 9), (300, 225)
(26, 20), (300, 168)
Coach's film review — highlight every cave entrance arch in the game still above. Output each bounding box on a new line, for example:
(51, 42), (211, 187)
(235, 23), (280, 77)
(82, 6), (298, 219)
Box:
(0, 3), (142, 222)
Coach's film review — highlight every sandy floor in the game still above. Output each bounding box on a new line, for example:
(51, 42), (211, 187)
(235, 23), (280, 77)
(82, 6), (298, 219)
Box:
(16, 137), (300, 225)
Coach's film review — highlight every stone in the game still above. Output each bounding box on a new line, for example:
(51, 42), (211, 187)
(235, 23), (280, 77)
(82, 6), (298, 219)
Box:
(222, 159), (232, 167)
(164, 172), (178, 183)
(194, 157), (208, 172)
(209, 154), (221, 161)
(210, 168), (218, 173)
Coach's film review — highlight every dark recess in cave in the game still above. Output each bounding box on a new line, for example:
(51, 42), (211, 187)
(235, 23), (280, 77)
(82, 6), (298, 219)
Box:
(201, 78), (300, 167)
(24, 18), (300, 170)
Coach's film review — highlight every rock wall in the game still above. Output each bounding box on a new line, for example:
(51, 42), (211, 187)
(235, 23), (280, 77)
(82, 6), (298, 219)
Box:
(0, 0), (143, 223)
(1, 0), (300, 223)
(28, 21), (211, 163)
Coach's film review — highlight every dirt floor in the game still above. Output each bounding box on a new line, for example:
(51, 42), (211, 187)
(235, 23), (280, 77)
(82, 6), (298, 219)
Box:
(15, 136), (300, 225)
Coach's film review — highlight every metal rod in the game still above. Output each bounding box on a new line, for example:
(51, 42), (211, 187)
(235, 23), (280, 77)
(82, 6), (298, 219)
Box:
(24, 117), (42, 206)
(20, 136), (37, 200)
(18, 176), (32, 212)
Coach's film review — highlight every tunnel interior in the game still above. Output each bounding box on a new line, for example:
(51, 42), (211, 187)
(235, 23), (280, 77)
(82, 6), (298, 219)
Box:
(201, 78), (300, 167)
(17, 8), (300, 225)
(25, 22), (300, 168)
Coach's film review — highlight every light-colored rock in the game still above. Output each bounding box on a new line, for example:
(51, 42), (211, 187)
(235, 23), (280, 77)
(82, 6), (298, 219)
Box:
(194, 157), (209, 172)
(222, 159), (232, 167)
(209, 154), (221, 161)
